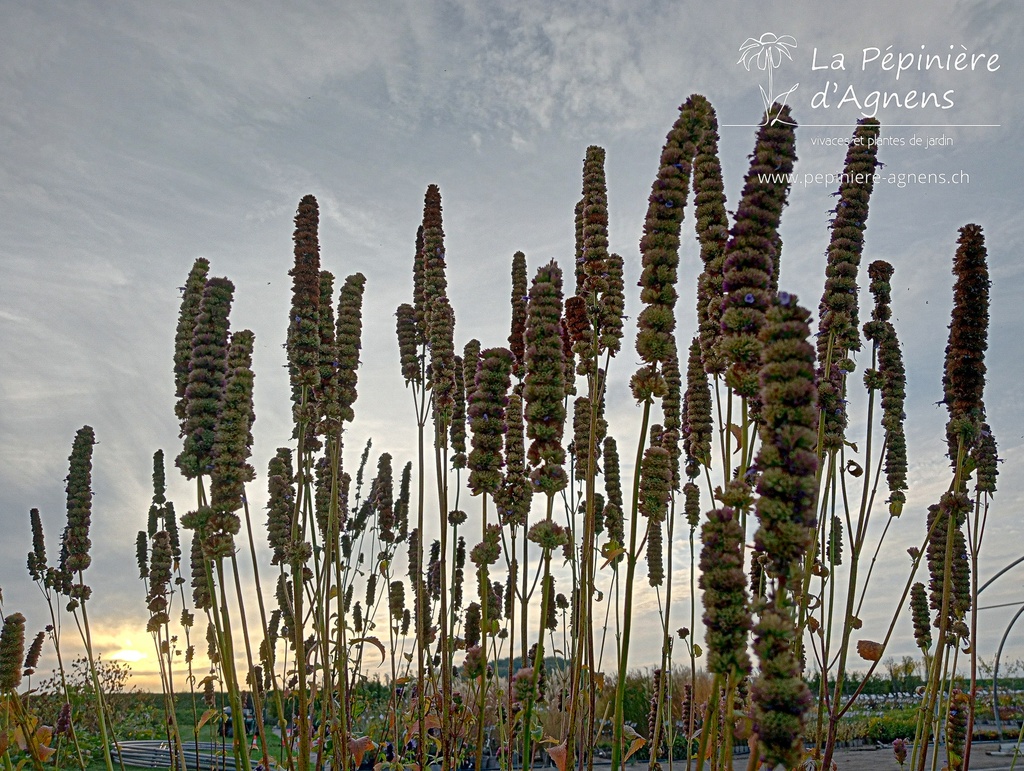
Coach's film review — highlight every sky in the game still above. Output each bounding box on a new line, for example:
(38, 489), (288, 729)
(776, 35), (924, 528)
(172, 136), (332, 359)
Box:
(1, 0), (1022, 692)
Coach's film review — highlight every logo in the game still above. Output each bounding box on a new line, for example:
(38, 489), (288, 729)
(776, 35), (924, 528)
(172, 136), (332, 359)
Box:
(738, 33), (799, 125)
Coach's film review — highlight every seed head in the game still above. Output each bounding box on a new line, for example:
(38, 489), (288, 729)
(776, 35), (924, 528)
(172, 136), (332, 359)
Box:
(753, 295), (819, 585)
(524, 262), (567, 495)
(691, 96), (729, 375)
(646, 517), (664, 587)
(579, 146), (610, 298)
(910, 582), (931, 652)
(817, 119), (881, 448)
(27, 508), (47, 582)
(943, 224), (990, 464)
(55, 703), (72, 736)
(266, 448), (294, 566)
(370, 453), (395, 542)
(946, 689), (970, 771)
(64, 425), (96, 582)
(720, 104), (797, 398)
(396, 303), (421, 385)
(509, 251), (529, 375)
(468, 348), (514, 496)
(147, 531), (173, 631)
(428, 297), (456, 423)
(636, 101), (697, 366)
(23, 630), (44, 676)
(287, 194), (321, 411)
(315, 271), (338, 439)
(864, 260), (907, 513)
(600, 252), (625, 354)
(684, 337), (712, 477)
(974, 424), (998, 495)
(639, 444), (672, 524)
(751, 606), (811, 769)
(210, 329), (256, 513)
(336, 272), (367, 424)
(190, 536), (212, 611)
(699, 507), (751, 676)
(420, 185), (447, 337)
(0, 613), (26, 691)
(174, 258), (210, 423)
(451, 354), (468, 469)
(602, 436), (624, 547)
(177, 278), (234, 478)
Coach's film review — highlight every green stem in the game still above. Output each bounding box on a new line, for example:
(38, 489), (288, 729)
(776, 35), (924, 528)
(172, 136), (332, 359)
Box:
(611, 397), (652, 771)
(522, 498), (555, 771)
(75, 596), (118, 771)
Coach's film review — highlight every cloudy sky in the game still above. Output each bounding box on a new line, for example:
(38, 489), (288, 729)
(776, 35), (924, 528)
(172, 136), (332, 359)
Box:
(1, 0), (1021, 689)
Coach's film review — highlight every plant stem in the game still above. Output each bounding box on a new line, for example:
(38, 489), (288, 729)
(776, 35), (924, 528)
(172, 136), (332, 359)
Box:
(611, 397), (651, 771)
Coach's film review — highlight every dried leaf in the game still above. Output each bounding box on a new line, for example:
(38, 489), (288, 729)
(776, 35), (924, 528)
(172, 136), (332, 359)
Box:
(349, 736), (376, 766)
(196, 708), (219, 732)
(546, 741), (568, 771)
(857, 639), (884, 662)
(625, 736), (646, 763)
(728, 423), (743, 453)
(600, 546), (626, 569)
(33, 726), (52, 748)
(350, 636), (387, 664)
(845, 460), (864, 477)
(622, 725), (646, 762)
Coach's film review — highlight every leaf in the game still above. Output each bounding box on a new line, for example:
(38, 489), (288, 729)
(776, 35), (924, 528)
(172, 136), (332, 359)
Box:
(622, 725), (647, 763)
(593, 672), (606, 692)
(349, 736), (376, 766)
(728, 424), (743, 453)
(196, 708), (220, 732)
(408, 714), (441, 737)
(734, 715), (754, 740)
(857, 639), (884, 662)
(350, 636), (387, 664)
(34, 725), (53, 749)
(692, 643), (702, 658)
(845, 460), (864, 477)
(546, 741), (568, 771)
(600, 546), (625, 569)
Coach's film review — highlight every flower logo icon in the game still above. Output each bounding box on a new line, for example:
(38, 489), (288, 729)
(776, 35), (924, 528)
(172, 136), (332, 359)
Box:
(738, 33), (798, 124)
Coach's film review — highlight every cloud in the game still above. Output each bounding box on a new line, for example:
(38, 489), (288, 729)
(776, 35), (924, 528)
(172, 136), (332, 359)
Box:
(0, 0), (1021, 691)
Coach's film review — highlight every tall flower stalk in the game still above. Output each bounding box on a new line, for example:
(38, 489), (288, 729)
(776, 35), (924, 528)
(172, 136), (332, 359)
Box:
(63, 426), (119, 771)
